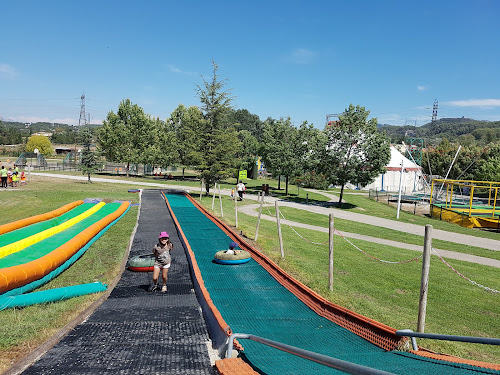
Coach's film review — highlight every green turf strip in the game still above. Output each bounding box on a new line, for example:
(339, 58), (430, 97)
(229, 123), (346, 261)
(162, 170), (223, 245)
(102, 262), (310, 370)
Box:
(0, 203), (122, 269)
(166, 193), (499, 375)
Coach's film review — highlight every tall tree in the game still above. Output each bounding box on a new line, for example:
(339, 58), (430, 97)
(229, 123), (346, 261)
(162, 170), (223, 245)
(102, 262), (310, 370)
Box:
(260, 117), (302, 195)
(98, 99), (160, 176)
(79, 128), (98, 183)
(194, 61), (240, 193)
(319, 104), (391, 207)
(167, 104), (203, 178)
(224, 108), (264, 141)
(155, 117), (179, 171)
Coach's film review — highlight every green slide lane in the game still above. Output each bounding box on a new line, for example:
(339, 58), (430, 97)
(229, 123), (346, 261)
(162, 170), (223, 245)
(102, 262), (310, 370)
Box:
(166, 193), (499, 375)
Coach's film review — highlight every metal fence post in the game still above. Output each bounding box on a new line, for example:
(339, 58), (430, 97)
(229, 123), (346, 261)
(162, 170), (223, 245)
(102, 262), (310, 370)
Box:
(418, 225), (432, 333)
(275, 201), (284, 259)
(329, 213), (334, 291)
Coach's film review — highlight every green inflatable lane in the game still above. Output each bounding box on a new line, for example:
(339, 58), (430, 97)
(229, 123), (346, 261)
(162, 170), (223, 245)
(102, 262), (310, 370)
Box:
(0, 203), (122, 269)
(0, 203), (96, 248)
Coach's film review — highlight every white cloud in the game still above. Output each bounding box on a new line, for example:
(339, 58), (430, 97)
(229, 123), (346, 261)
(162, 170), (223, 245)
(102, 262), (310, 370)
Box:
(445, 99), (500, 107)
(285, 48), (318, 64)
(167, 64), (196, 76)
(0, 63), (18, 78)
(417, 85), (427, 91)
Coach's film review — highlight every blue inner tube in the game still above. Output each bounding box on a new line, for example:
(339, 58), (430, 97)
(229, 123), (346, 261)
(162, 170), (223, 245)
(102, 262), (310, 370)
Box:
(213, 250), (251, 265)
(214, 258), (251, 265)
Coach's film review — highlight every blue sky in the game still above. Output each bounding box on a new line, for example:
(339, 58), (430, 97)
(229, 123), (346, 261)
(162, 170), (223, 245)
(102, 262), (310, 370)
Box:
(1, 0), (499, 128)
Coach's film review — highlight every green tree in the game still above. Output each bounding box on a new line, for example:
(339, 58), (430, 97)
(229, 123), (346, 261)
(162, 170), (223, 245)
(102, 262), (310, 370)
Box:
(25, 135), (53, 156)
(194, 61), (240, 193)
(318, 104), (390, 207)
(260, 117), (302, 195)
(235, 130), (260, 174)
(167, 104), (203, 178)
(476, 156), (500, 182)
(98, 99), (160, 176)
(79, 128), (98, 182)
(157, 122), (174, 168)
(224, 108), (264, 142)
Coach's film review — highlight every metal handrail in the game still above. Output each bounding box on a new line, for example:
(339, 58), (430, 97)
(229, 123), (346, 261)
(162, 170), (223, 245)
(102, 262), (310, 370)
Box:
(226, 333), (396, 375)
(396, 329), (500, 351)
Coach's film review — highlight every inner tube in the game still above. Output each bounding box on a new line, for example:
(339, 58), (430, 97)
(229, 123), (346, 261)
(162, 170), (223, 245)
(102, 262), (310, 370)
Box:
(214, 250), (251, 265)
(128, 254), (155, 271)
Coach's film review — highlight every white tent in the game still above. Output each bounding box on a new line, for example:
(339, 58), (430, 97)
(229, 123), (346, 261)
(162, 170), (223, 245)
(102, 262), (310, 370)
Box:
(349, 145), (424, 193)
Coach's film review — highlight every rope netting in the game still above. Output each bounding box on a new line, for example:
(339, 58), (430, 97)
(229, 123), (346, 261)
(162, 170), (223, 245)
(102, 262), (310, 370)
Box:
(431, 248), (500, 294)
(267, 206), (423, 263)
(335, 229), (423, 264)
(264, 205), (499, 291)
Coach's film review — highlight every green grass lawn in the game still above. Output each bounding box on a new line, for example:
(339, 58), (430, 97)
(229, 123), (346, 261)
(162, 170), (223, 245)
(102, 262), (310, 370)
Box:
(0, 175), (139, 372)
(262, 206), (500, 261)
(197, 193), (500, 365)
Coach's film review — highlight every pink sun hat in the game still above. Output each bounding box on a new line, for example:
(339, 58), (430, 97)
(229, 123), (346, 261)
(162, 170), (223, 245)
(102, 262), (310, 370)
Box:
(158, 231), (169, 239)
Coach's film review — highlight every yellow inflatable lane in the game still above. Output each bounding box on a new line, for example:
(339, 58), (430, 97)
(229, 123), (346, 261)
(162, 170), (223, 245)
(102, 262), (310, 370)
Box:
(0, 202), (106, 259)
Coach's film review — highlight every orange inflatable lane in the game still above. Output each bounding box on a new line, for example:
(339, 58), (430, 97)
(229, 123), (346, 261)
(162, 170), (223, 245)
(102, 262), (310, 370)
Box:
(0, 200), (84, 236)
(0, 201), (129, 294)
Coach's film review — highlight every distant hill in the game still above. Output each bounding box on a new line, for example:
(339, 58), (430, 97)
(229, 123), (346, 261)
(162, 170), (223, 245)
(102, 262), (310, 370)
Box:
(0, 121), (100, 145)
(378, 118), (500, 145)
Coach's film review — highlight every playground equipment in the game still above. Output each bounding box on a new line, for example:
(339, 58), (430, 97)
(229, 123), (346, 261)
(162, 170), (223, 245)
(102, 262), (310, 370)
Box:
(430, 178), (500, 229)
(15, 152), (48, 167)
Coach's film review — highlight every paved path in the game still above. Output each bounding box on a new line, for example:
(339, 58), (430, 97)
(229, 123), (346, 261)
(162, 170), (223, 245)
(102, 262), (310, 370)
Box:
(34, 173), (500, 262)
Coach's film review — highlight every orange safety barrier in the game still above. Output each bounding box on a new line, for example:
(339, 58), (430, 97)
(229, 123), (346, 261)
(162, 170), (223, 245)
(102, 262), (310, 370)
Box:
(215, 358), (258, 375)
(0, 201), (84, 236)
(0, 201), (129, 294)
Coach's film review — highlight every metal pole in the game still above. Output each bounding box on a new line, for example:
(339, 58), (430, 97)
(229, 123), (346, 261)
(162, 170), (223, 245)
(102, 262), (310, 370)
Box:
(212, 183), (216, 210)
(199, 179), (204, 200)
(235, 189), (238, 228)
(255, 192), (263, 241)
(329, 213), (334, 291)
(275, 201), (284, 259)
(417, 224), (432, 333)
(396, 160), (404, 219)
(219, 183), (223, 217)
(437, 145), (462, 199)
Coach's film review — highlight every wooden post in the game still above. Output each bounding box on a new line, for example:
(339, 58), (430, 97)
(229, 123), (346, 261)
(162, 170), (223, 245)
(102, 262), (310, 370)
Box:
(234, 190), (238, 227)
(417, 224), (432, 333)
(255, 192), (263, 241)
(199, 179), (204, 200)
(275, 201), (284, 259)
(219, 183), (223, 217)
(329, 213), (334, 291)
(212, 183), (216, 210)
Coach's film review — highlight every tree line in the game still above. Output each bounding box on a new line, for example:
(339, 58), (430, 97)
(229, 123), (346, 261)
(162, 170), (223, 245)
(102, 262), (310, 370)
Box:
(98, 62), (391, 204)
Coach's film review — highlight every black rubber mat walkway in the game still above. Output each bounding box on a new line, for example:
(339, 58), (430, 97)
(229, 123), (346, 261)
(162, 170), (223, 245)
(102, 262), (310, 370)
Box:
(22, 189), (214, 374)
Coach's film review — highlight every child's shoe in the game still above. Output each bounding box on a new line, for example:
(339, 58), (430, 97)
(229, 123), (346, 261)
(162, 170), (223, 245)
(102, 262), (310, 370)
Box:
(161, 285), (167, 293)
(148, 283), (158, 292)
